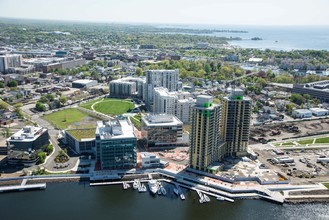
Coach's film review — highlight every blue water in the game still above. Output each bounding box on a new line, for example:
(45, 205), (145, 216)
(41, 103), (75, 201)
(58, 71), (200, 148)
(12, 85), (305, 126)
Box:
(0, 182), (328, 220)
(160, 25), (329, 51)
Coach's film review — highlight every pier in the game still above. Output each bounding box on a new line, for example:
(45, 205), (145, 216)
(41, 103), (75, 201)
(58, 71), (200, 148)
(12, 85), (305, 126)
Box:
(0, 183), (46, 193)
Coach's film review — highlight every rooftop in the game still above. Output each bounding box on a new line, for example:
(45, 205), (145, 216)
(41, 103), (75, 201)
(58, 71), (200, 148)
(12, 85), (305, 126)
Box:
(66, 128), (96, 141)
(142, 114), (183, 127)
(73, 79), (96, 85)
(96, 119), (136, 140)
(8, 126), (47, 143)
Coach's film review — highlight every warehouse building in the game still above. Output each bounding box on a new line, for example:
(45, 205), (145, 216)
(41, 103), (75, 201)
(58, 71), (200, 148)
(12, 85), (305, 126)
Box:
(72, 79), (97, 89)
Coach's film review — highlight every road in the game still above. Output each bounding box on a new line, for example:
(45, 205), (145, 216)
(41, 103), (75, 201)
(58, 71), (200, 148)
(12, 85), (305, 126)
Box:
(21, 104), (79, 172)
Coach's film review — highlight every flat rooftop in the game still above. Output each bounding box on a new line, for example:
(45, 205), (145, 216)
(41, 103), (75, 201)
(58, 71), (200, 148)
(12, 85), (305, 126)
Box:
(66, 128), (96, 141)
(8, 126), (47, 142)
(73, 79), (96, 85)
(142, 114), (183, 127)
(96, 119), (136, 140)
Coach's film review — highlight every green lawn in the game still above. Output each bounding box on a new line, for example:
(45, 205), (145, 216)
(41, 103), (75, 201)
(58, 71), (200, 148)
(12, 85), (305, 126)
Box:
(281, 142), (294, 146)
(130, 115), (142, 130)
(79, 98), (102, 110)
(315, 137), (329, 144)
(42, 108), (93, 129)
(323, 183), (329, 189)
(298, 139), (314, 145)
(90, 98), (134, 115)
(66, 128), (96, 141)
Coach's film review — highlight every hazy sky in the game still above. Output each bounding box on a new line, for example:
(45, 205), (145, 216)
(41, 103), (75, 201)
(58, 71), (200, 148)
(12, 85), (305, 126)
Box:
(1, 0), (329, 26)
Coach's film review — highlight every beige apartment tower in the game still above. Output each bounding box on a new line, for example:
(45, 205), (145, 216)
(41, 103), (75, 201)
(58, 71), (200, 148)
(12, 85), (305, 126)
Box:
(189, 95), (224, 171)
(220, 88), (251, 157)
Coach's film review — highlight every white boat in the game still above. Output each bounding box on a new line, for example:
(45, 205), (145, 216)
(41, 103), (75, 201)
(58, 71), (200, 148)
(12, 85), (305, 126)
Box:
(180, 193), (185, 200)
(158, 188), (162, 195)
(199, 198), (204, 204)
(173, 187), (179, 196)
(123, 182), (128, 190)
(138, 183), (147, 193)
(216, 196), (225, 201)
(196, 190), (204, 200)
(133, 180), (139, 190)
(161, 186), (167, 195)
(148, 180), (159, 194)
(141, 184), (147, 192)
(203, 194), (210, 202)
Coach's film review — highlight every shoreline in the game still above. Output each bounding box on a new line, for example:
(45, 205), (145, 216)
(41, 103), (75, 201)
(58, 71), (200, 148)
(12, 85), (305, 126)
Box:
(1, 176), (328, 204)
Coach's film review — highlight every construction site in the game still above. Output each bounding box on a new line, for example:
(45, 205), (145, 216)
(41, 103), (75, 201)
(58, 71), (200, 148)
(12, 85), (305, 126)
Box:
(255, 148), (329, 184)
(250, 118), (329, 144)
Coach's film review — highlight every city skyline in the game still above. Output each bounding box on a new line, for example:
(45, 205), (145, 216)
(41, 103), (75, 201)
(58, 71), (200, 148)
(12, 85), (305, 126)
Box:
(1, 0), (329, 26)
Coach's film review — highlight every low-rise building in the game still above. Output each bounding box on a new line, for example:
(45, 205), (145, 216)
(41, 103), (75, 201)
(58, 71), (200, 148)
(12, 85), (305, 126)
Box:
(7, 126), (49, 151)
(141, 114), (186, 148)
(140, 152), (161, 168)
(292, 80), (329, 103)
(72, 79), (97, 89)
(64, 128), (96, 154)
(292, 109), (312, 118)
(309, 108), (329, 116)
(95, 119), (137, 170)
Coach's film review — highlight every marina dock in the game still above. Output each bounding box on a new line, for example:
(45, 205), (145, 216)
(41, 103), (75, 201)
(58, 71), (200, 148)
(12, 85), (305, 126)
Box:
(0, 183), (46, 193)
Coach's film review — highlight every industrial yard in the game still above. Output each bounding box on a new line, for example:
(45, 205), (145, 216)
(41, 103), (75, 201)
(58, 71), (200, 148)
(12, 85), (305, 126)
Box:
(250, 118), (329, 144)
(255, 148), (329, 184)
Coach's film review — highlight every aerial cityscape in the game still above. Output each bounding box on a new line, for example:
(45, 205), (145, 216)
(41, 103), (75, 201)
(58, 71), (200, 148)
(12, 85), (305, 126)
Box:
(0, 0), (329, 219)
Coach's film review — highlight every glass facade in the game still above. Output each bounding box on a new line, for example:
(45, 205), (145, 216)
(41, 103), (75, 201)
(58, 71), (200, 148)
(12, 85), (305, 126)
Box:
(96, 136), (137, 170)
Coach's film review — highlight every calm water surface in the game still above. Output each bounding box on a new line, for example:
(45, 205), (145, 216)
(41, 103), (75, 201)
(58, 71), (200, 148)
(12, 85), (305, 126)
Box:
(0, 182), (328, 220)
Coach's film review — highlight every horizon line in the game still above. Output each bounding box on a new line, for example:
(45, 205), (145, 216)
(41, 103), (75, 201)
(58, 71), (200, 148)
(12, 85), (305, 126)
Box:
(1, 16), (329, 28)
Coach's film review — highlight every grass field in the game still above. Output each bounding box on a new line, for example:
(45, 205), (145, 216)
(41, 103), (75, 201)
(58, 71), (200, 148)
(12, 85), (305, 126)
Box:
(298, 139), (314, 145)
(315, 137), (329, 144)
(81, 98), (134, 115)
(323, 183), (329, 189)
(42, 108), (95, 129)
(79, 98), (102, 110)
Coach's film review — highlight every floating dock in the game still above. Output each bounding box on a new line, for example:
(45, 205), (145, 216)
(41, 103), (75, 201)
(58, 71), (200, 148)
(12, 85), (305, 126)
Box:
(0, 183), (46, 193)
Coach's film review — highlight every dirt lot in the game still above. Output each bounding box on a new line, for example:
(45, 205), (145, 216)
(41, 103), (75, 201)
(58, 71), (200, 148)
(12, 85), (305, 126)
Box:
(250, 118), (329, 144)
(255, 148), (329, 184)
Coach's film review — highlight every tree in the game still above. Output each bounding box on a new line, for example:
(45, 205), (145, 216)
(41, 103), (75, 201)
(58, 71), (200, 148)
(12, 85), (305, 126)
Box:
(290, 94), (306, 105)
(136, 67), (143, 76)
(285, 103), (295, 114)
(2, 127), (10, 138)
(35, 102), (46, 111)
(59, 96), (68, 105)
(45, 94), (55, 102)
(37, 152), (46, 164)
(0, 82), (4, 88)
(7, 80), (18, 87)
(16, 93), (23, 99)
(39, 96), (48, 103)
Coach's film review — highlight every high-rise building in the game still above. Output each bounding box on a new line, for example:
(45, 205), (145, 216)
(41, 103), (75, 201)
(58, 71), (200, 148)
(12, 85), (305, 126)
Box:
(153, 87), (177, 115)
(146, 69), (179, 107)
(109, 77), (146, 99)
(220, 88), (251, 157)
(95, 119), (137, 170)
(0, 54), (23, 73)
(153, 87), (194, 123)
(110, 79), (137, 98)
(189, 95), (223, 171)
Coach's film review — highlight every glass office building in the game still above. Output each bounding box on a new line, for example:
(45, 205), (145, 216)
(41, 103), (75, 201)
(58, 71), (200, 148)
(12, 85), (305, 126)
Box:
(95, 119), (137, 170)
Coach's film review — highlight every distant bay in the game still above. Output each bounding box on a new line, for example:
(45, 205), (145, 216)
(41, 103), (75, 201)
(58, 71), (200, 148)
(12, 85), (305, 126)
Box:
(159, 25), (329, 51)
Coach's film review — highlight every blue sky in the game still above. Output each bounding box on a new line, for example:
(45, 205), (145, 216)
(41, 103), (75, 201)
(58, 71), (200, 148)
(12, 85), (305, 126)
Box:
(1, 0), (329, 25)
